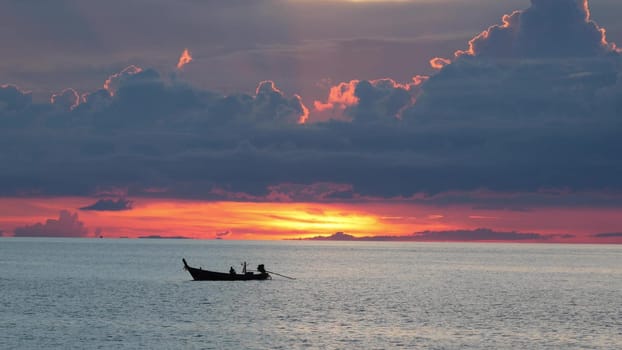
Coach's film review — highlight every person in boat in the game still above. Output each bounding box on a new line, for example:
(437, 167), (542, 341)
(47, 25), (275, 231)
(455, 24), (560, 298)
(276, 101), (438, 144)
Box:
(242, 261), (247, 274)
(229, 266), (236, 275)
(257, 264), (266, 274)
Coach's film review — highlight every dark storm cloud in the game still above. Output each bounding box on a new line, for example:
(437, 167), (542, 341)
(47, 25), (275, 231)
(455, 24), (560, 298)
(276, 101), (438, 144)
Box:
(0, 65), (312, 198)
(253, 81), (308, 124)
(453, 0), (617, 59)
(51, 88), (80, 111)
(320, 0), (620, 123)
(0, 85), (32, 111)
(396, 0), (622, 197)
(417, 0), (620, 121)
(13, 211), (88, 237)
(80, 198), (133, 211)
(1, 0), (622, 209)
(1, 61), (621, 204)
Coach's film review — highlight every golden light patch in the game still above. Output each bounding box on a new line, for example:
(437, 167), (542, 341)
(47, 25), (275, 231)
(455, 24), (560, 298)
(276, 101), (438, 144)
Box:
(176, 49), (193, 70)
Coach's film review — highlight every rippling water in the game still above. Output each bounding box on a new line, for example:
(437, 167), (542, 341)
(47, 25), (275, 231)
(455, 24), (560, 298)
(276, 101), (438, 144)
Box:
(1, 238), (620, 349)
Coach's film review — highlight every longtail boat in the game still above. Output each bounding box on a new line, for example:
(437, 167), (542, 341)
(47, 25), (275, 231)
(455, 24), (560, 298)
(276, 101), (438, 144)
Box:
(182, 258), (271, 281)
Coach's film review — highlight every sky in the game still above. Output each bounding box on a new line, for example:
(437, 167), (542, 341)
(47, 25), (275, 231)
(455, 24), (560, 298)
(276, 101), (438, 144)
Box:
(1, 0), (622, 242)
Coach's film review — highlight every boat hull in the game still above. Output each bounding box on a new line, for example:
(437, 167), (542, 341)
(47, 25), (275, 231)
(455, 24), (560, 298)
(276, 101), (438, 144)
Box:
(183, 259), (270, 281)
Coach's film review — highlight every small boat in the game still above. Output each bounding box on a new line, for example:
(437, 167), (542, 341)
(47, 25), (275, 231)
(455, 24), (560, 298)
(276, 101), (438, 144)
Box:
(182, 258), (271, 281)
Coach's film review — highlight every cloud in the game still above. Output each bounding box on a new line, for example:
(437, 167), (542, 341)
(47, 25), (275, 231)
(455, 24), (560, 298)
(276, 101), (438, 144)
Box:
(429, 57), (451, 70)
(0, 0), (527, 99)
(103, 65), (143, 96)
(51, 88), (80, 111)
(79, 88), (113, 112)
(211, 183), (355, 202)
(216, 230), (230, 237)
(313, 76), (427, 121)
(13, 210), (89, 237)
(1, 0), (622, 209)
(0, 84), (32, 112)
(313, 80), (359, 113)
(79, 198), (133, 211)
(453, 0), (618, 59)
(71, 66), (307, 128)
(397, 0), (622, 197)
(253, 81), (309, 124)
(176, 48), (193, 70)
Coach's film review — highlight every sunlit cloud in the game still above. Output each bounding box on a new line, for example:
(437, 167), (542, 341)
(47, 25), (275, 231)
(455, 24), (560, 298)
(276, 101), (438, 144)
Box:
(447, 0), (619, 60)
(176, 48), (193, 70)
(313, 76), (427, 120)
(314, 80), (360, 112)
(0, 84), (32, 110)
(429, 57), (451, 70)
(296, 94), (310, 124)
(50, 88), (80, 111)
(255, 80), (310, 124)
(103, 65), (143, 96)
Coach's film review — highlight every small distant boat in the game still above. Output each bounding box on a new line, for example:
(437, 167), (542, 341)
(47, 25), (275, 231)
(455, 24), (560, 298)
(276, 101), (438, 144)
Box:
(182, 258), (271, 281)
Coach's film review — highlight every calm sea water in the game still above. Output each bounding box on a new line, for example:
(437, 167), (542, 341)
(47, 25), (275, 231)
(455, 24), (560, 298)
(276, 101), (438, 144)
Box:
(0, 238), (620, 349)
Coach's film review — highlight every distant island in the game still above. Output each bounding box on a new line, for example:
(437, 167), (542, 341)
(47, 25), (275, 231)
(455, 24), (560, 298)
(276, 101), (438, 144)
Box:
(300, 229), (575, 242)
(138, 235), (191, 239)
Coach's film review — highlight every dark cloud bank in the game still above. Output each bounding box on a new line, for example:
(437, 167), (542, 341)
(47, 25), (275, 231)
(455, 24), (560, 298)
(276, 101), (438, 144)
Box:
(1, 0), (622, 209)
(80, 198), (133, 211)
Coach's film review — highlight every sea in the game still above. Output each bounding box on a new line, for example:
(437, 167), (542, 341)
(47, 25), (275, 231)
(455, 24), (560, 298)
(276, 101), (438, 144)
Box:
(1, 238), (620, 349)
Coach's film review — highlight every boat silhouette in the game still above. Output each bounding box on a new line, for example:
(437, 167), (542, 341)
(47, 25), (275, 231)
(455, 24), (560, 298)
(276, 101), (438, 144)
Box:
(182, 258), (271, 281)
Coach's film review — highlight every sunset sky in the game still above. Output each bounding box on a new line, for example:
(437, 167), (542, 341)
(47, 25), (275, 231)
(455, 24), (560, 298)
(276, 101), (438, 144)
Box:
(1, 0), (621, 242)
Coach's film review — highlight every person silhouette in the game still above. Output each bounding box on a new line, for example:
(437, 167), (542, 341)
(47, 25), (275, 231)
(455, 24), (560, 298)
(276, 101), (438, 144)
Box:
(229, 266), (236, 275)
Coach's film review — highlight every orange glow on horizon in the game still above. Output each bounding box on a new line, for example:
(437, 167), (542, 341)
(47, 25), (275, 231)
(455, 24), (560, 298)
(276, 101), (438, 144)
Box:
(176, 48), (193, 70)
(0, 197), (621, 243)
(0, 198), (454, 240)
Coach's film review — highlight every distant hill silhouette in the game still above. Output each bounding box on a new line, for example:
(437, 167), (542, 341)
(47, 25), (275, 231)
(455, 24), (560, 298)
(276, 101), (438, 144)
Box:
(304, 229), (575, 242)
